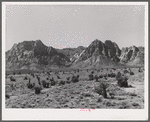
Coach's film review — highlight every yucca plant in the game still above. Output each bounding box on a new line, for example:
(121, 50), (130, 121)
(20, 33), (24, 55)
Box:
(116, 72), (128, 87)
(10, 76), (16, 82)
(72, 75), (79, 83)
(34, 86), (42, 94)
(95, 75), (99, 82)
(94, 82), (109, 98)
(89, 74), (94, 80)
(6, 94), (10, 99)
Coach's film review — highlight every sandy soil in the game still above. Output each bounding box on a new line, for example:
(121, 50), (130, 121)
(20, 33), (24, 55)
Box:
(5, 68), (144, 109)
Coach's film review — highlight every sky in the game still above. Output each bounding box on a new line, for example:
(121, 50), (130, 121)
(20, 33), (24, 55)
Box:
(5, 4), (145, 51)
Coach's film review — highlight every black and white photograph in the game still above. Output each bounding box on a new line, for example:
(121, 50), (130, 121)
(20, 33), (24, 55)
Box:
(2, 2), (148, 120)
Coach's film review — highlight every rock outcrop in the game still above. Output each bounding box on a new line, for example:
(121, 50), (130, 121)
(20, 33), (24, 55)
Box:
(6, 39), (144, 71)
(125, 46), (144, 66)
(72, 39), (122, 68)
(119, 46), (139, 63)
(6, 40), (70, 70)
(56, 46), (86, 60)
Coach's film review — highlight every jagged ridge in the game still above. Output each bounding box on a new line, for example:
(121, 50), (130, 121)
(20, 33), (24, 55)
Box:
(6, 40), (70, 70)
(6, 39), (144, 71)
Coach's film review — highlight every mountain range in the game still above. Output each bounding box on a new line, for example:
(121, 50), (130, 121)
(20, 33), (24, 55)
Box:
(6, 39), (144, 71)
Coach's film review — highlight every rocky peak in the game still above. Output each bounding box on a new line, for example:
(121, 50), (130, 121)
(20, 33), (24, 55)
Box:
(105, 40), (121, 60)
(34, 40), (45, 47)
(120, 45), (139, 63)
(18, 41), (35, 51)
(76, 39), (121, 64)
(6, 40), (71, 70)
(6, 39), (144, 70)
(105, 40), (114, 49)
(86, 39), (106, 56)
(77, 46), (85, 50)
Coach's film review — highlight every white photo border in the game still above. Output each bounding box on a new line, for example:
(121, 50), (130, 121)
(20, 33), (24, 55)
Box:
(2, 2), (149, 120)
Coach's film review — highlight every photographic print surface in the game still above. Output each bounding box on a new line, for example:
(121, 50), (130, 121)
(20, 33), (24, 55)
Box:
(2, 2), (148, 120)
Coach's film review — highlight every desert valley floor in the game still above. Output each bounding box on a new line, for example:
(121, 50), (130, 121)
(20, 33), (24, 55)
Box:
(5, 67), (144, 109)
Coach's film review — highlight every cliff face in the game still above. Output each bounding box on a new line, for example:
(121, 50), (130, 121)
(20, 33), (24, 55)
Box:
(6, 40), (70, 70)
(72, 39), (122, 68)
(124, 46), (144, 66)
(70, 39), (144, 68)
(76, 39), (121, 62)
(119, 46), (139, 63)
(119, 46), (144, 66)
(56, 46), (86, 60)
(6, 39), (144, 71)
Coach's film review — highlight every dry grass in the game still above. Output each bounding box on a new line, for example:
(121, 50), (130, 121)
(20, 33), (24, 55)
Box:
(5, 67), (144, 109)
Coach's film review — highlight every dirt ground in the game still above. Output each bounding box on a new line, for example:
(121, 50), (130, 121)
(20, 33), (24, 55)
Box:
(5, 68), (144, 109)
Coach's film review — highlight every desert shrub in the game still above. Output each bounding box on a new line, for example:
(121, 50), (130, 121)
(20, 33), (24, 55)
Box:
(89, 74), (94, 80)
(97, 96), (103, 102)
(66, 77), (70, 80)
(129, 92), (137, 96)
(138, 68), (141, 72)
(108, 91), (116, 99)
(59, 98), (69, 105)
(95, 75), (99, 82)
(10, 76), (16, 82)
(59, 80), (65, 85)
(105, 101), (114, 107)
(94, 82), (109, 98)
(27, 82), (35, 89)
(10, 84), (15, 90)
(138, 67), (143, 72)
(99, 75), (103, 78)
(91, 71), (94, 74)
(130, 72), (134, 75)
(42, 80), (50, 88)
(103, 73), (107, 78)
(51, 80), (56, 86)
(111, 73), (116, 78)
(37, 76), (41, 86)
(66, 77), (71, 83)
(116, 72), (121, 80)
(34, 86), (42, 94)
(82, 92), (94, 97)
(129, 68), (134, 75)
(123, 70), (129, 74)
(116, 75), (128, 87)
(50, 77), (54, 81)
(57, 75), (60, 79)
(72, 75), (79, 83)
(18, 71), (21, 75)
(27, 78), (35, 89)
(6, 94), (10, 99)
(108, 73), (116, 78)
(108, 74), (111, 77)
(132, 102), (139, 107)
(85, 85), (91, 89)
(24, 76), (28, 80)
(119, 102), (130, 109)
(31, 73), (33, 77)
(66, 80), (71, 84)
